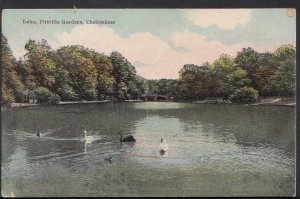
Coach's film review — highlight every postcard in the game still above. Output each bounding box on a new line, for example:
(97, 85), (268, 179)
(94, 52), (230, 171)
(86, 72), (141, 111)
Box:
(1, 8), (296, 197)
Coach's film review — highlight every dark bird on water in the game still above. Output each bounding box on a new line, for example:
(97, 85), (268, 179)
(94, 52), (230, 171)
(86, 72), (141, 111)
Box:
(36, 129), (41, 137)
(118, 132), (136, 142)
(104, 157), (112, 163)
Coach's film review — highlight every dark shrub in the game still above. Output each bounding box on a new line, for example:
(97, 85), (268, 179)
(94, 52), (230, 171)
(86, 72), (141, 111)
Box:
(35, 87), (60, 105)
(230, 86), (259, 104)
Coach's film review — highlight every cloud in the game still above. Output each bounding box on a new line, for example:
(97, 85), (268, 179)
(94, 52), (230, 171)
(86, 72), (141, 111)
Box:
(50, 25), (251, 79)
(182, 9), (253, 30)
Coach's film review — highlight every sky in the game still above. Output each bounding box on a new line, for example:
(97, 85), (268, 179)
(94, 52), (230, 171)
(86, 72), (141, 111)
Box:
(2, 9), (296, 79)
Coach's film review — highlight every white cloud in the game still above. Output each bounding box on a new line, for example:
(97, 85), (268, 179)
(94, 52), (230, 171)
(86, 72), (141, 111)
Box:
(182, 9), (253, 30)
(50, 25), (251, 79)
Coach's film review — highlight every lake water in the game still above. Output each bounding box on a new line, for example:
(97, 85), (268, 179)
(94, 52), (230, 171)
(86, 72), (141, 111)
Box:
(1, 102), (295, 197)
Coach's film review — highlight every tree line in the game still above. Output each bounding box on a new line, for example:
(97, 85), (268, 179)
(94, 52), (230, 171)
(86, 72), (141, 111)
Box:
(2, 34), (146, 104)
(2, 34), (295, 104)
(146, 45), (295, 103)
(177, 45), (295, 102)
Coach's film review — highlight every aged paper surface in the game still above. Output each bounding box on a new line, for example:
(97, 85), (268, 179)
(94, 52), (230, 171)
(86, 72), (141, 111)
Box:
(1, 9), (296, 197)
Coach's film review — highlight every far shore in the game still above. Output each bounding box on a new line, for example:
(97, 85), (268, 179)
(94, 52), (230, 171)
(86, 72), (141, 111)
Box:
(59, 100), (113, 105)
(192, 97), (295, 107)
(1, 97), (295, 109)
(250, 97), (295, 107)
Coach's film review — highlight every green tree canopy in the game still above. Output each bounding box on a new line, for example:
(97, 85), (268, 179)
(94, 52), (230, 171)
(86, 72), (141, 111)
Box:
(110, 51), (145, 101)
(54, 46), (98, 100)
(2, 36), (295, 105)
(2, 34), (24, 103)
(178, 64), (210, 100)
(24, 39), (56, 90)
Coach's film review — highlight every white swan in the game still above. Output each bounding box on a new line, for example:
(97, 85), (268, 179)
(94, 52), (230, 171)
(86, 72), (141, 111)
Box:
(159, 137), (169, 153)
(84, 130), (94, 144)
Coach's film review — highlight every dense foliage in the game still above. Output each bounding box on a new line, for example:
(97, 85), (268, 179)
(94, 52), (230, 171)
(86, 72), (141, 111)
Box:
(230, 86), (259, 103)
(34, 87), (60, 105)
(2, 35), (24, 103)
(178, 46), (295, 103)
(1, 35), (146, 104)
(146, 79), (179, 99)
(1, 35), (295, 104)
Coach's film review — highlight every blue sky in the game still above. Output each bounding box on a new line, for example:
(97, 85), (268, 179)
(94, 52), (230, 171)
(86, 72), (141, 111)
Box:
(2, 9), (296, 79)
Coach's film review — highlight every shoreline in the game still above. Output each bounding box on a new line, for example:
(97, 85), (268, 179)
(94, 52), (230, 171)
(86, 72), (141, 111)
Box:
(250, 97), (295, 107)
(1, 97), (295, 109)
(1, 100), (113, 109)
(192, 97), (295, 107)
(58, 100), (113, 105)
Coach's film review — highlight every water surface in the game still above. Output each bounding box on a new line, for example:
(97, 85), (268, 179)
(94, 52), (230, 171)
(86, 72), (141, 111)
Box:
(1, 102), (295, 196)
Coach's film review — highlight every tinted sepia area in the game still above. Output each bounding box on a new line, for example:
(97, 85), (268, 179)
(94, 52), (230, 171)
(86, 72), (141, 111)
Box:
(1, 9), (296, 197)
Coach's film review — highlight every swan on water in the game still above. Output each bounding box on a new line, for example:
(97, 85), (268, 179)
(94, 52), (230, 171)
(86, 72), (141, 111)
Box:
(159, 137), (169, 153)
(118, 132), (136, 142)
(84, 130), (94, 144)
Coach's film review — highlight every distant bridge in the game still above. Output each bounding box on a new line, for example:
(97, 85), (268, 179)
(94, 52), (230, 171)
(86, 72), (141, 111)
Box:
(138, 95), (168, 101)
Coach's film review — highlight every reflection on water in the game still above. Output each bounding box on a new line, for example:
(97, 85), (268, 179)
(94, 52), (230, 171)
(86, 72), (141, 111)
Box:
(159, 150), (169, 157)
(1, 102), (295, 197)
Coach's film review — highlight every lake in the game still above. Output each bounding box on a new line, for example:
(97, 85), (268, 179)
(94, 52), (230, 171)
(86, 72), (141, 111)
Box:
(1, 102), (295, 197)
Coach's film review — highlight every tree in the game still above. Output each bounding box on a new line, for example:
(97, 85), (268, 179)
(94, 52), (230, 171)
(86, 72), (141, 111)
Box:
(3, 36), (295, 105)
(147, 79), (158, 95)
(258, 52), (274, 67)
(271, 45), (296, 99)
(54, 46), (97, 100)
(146, 79), (179, 98)
(34, 87), (60, 105)
(178, 64), (210, 100)
(252, 65), (276, 96)
(235, 47), (260, 86)
(230, 86), (259, 103)
(132, 75), (147, 98)
(210, 54), (236, 98)
(227, 67), (250, 96)
(88, 50), (114, 100)
(110, 51), (144, 101)
(110, 51), (130, 101)
(2, 34), (24, 103)
(51, 65), (76, 101)
(24, 39), (56, 90)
